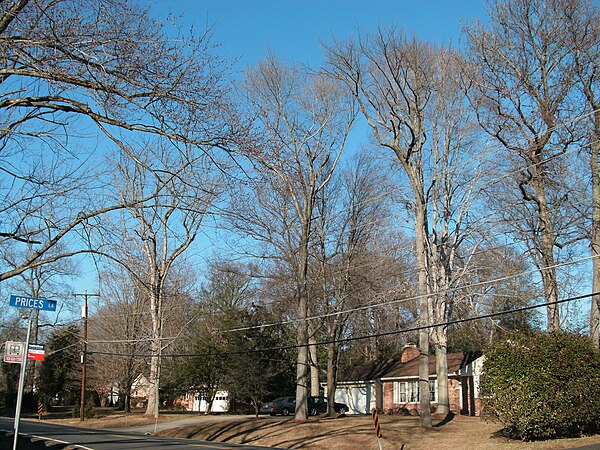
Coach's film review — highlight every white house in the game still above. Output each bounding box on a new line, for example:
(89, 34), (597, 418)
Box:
(176, 390), (230, 413)
(331, 345), (485, 416)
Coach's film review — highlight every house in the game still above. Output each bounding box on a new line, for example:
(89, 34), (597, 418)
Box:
(129, 373), (230, 413)
(330, 345), (484, 416)
(175, 390), (230, 413)
(328, 356), (401, 415)
(131, 374), (150, 407)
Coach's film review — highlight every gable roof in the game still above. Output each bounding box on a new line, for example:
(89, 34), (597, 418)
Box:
(340, 352), (482, 383)
(382, 352), (481, 379)
(339, 355), (403, 382)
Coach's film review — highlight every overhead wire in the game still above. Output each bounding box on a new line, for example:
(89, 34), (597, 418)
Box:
(16, 106), (598, 356)
(85, 291), (597, 359)
(83, 252), (597, 345)
(76, 104), (600, 340)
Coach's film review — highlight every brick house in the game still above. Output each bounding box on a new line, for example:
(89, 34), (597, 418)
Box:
(333, 345), (484, 416)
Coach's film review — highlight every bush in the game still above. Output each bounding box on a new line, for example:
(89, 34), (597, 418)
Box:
(71, 397), (96, 419)
(481, 332), (600, 441)
(386, 406), (411, 416)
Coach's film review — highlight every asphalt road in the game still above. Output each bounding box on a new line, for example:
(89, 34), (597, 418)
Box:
(0, 417), (281, 450)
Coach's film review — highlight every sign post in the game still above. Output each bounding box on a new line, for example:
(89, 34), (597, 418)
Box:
(73, 292), (99, 421)
(8, 295), (58, 450)
(13, 310), (33, 450)
(371, 408), (383, 450)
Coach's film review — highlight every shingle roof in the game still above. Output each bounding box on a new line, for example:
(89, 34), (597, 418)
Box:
(340, 352), (482, 382)
(382, 352), (480, 379)
(338, 355), (403, 382)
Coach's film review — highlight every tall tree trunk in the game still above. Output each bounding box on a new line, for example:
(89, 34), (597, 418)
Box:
(326, 338), (339, 416)
(431, 291), (450, 415)
(295, 228), (311, 420)
(146, 342), (160, 418)
(530, 167), (560, 332)
(145, 279), (162, 418)
(434, 330), (449, 415)
(295, 297), (309, 420)
(429, 257), (450, 415)
(309, 333), (320, 396)
(414, 196), (432, 428)
(591, 125), (600, 348)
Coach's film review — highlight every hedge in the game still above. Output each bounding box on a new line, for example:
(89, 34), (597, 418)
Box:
(480, 332), (600, 441)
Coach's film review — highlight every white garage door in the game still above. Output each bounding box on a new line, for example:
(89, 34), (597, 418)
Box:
(335, 385), (368, 415)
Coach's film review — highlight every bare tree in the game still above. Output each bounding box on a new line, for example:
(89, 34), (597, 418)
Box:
(314, 151), (404, 416)
(0, 0), (238, 283)
(324, 32), (434, 426)
(231, 54), (356, 420)
(558, 0), (600, 346)
(91, 142), (222, 418)
(88, 269), (148, 412)
(422, 49), (488, 415)
(465, 0), (584, 332)
(324, 29), (485, 422)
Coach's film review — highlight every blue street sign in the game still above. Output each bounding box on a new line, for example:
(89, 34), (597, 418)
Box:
(9, 295), (57, 312)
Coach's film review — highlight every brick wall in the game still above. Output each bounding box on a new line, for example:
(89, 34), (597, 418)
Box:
(174, 393), (195, 411)
(401, 344), (420, 363)
(382, 377), (478, 416)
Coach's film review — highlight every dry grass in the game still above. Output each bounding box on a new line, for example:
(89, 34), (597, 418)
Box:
(39, 408), (198, 428)
(154, 414), (600, 450)
(42, 410), (600, 450)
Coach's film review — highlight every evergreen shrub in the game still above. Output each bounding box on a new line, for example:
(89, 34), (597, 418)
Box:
(481, 332), (600, 441)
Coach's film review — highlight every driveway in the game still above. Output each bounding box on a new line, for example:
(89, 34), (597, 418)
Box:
(0, 416), (279, 449)
(114, 414), (257, 435)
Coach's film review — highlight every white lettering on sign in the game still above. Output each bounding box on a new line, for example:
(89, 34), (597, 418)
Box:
(14, 296), (45, 309)
(9, 295), (57, 311)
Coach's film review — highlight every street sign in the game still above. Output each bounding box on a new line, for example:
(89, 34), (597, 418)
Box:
(9, 294), (57, 312)
(3, 341), (24, 364)
(28, 344), (45, 361)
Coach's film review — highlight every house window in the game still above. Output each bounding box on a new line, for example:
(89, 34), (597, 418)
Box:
(393, 382), (401, 403)
(429, 380), (437, 403)
(393, 380), (437, 403)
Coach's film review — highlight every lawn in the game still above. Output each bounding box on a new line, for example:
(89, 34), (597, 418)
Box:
(153, 414), (600, 450)
(42, 409), (600, 450)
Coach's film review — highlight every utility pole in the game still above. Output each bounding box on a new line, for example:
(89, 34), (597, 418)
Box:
(74, 292), (99, 421)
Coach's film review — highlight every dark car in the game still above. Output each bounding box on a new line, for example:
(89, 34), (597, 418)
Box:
(260, 396), (296, 416)
(308, 395), (348, 415)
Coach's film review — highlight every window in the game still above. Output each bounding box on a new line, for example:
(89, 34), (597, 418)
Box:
(429, 380), (437, 403)
(392, 380), (437, 403)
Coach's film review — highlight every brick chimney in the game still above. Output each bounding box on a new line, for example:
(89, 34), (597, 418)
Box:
(401, 344), (420, 363)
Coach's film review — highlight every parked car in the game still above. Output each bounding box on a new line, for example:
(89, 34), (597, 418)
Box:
(308, 395), (348, 415)
(260, 396), (296, 416)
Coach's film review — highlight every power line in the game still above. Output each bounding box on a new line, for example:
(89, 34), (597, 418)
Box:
(79, 110), (600, 345)
(84, 252), (597, 345)
(86, 291), (597, 359)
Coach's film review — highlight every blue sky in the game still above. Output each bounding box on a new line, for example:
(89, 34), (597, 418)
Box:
(154, 0), (488, 69)
(67, 0), (491, 312)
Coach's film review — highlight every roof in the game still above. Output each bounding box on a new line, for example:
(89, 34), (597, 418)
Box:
(383, 352), (481, 379)
(338, 355), (403, 382)
(340, 352), (482, 383)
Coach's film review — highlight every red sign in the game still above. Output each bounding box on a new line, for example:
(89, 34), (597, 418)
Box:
(28, 344), (45, 361)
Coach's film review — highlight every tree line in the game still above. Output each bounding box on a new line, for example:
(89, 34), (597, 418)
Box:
(0, 0), (598, 426)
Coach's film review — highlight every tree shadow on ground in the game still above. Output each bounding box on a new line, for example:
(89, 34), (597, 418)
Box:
(156, 415), (419, 449)
(433, 412), (455, 428)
